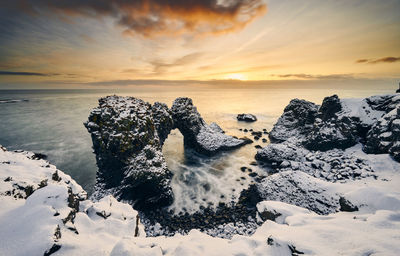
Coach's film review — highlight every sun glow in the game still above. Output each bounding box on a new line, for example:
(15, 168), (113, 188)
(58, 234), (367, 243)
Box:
(225, 73), (247, 80)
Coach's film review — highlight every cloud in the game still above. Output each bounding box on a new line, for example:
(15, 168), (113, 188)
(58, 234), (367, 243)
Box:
(0, 71), (48, 76)
(7, 0), (266, 37)
(356, 57), (400, 64)
(273, 73), (355, 80)
(0, 71), (73, 77)
(150, 52), (203, 73)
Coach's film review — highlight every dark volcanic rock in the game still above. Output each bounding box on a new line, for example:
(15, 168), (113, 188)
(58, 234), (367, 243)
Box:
(305, 95), (360, 151)
(171, 97), (251, 155)
(237, 113), (257, 122)
(339, 197), (358, 212)
(151, 102), (174, 146)
(269, 99), (318, 143)
(364, 106), (400, 162)
(85, 96), (173, 210)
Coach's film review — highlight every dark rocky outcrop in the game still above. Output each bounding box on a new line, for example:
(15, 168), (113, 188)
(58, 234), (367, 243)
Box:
(363, 106), (400, 161)
(151, 102), (175, 147)
(263, 94), (400, 162)
(86, 96), (253, 210)
(85, 96), (174, 210)
(269, 99), (318, 143)
(305, 95), (360, 151)
(237, 113), (257, 122)
(171, 97), (251, 155)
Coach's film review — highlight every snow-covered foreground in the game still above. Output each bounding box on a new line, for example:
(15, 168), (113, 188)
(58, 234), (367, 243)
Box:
(1, 144), (399, 256)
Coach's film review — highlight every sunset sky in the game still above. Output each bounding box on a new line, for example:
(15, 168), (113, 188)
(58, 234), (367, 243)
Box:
(0, 0), (399, 88)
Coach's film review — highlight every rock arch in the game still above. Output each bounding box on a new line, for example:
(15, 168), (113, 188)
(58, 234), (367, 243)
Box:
(85, 96), (251, 210)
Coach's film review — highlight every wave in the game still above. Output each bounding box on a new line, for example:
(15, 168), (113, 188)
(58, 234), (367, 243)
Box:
(0, 99), (29, 104)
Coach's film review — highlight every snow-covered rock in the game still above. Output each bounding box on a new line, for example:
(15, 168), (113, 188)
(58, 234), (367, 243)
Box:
(256, 171), (342, 215)
(236, 113), (257, 122)
(269, 99), (318, 143)
(256, 143), (375, 182)
(364, 106), (400, 161)
(0, 146), (144, 256)
(85, 96), (174, 210)
(171, 97), (252, 155)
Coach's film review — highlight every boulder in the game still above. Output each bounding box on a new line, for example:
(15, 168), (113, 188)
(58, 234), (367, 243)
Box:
(269, 99), (318, 143)
(305, 95), (360, 151)
(255, 171), (340, 215)
(363, 107), (400, 162)
(85, 96), (174, 210)
(237, 113), (257, 122)
(171, 97), (251, 155)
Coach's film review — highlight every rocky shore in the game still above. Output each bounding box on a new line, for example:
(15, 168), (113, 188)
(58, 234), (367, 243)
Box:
(1, 93), (400, 255)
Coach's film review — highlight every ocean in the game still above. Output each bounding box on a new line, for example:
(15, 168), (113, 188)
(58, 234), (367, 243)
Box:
(0, 85), (393, 213)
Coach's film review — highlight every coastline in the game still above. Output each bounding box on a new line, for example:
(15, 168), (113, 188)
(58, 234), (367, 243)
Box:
(1, 93), (400, 255)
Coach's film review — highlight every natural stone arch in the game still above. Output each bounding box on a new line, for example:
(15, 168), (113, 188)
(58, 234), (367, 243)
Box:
(85, 96), (251, 211)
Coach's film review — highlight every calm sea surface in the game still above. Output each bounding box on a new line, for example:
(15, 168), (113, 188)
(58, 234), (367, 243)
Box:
(0, 86), (393, 213)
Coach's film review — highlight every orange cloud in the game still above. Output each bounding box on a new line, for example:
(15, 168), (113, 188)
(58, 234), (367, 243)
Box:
(9, 0), (266, 37)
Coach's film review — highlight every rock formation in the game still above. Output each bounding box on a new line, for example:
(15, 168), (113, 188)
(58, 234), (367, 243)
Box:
(171, 97), (252, 155)
(256, 171), (341, 215)
(364, 106), (400, 161)
(263, 94), (400, 163)
(269, 99), (318, 143)
(85, 96), (252, 210)
(85, 96), (174, 210)
(237, 113), (257, 122)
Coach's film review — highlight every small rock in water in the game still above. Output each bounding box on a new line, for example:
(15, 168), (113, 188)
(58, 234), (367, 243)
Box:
(237, 113), (257, 122)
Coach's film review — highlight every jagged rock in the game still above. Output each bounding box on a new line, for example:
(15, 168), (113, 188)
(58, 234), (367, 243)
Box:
(305, 95), (360, 151)
(171, 97), (251, 155)
(366, 94), (400, 113)
(364, 106), (400, 162)
(151, 102), (174, 146)
(237, 113), (257, 122)
(256, 171), (340, 215)
(269, 99), (318, 143)
(85, 96), (173, 210)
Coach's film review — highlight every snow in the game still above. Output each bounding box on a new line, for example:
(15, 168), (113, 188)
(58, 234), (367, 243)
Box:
(1, 143), (400, 255)
(2, 92), (400, 255)
(340, 98), (385, 125)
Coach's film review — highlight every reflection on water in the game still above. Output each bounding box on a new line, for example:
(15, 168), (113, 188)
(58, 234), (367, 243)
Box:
(0, 85), (394, 212)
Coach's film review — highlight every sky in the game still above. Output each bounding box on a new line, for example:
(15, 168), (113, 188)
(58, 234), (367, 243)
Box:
(0, 0), (399, 89)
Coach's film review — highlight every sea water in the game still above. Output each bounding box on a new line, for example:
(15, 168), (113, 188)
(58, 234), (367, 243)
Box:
(0, 85), (393, 213)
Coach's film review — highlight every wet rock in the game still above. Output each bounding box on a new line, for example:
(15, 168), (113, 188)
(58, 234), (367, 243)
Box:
(85, 96), (173, 210)
(237, 113), (257, 122)
(172, 97), (251, 155)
